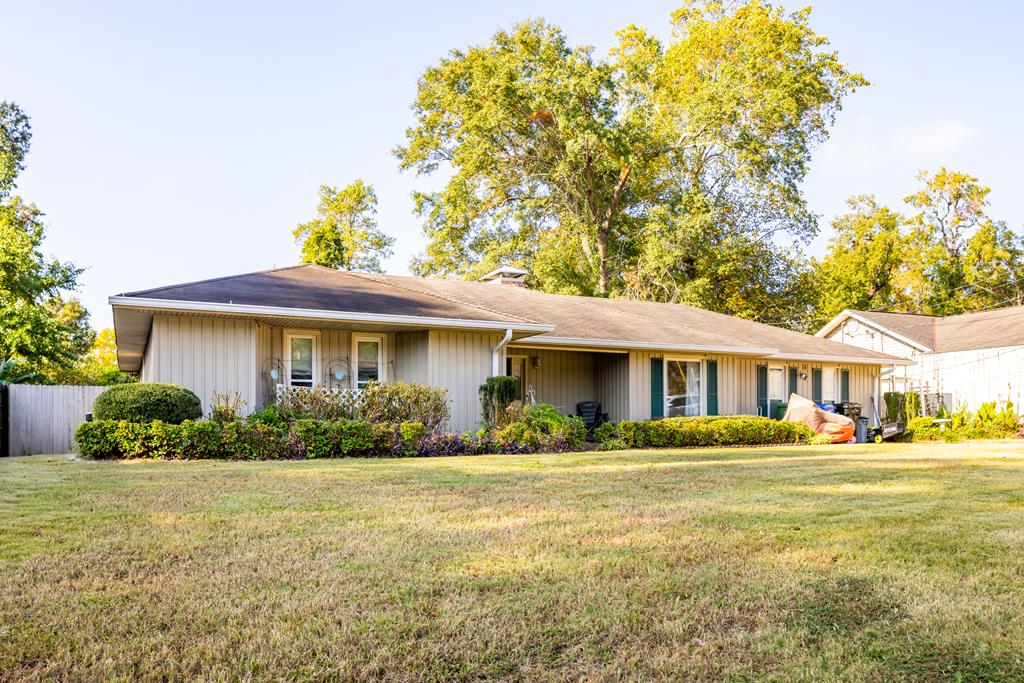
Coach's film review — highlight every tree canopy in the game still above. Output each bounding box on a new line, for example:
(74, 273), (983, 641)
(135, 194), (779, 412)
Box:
(808, 169), (1024, 330)
(293, 180), (395, 272)
(0, 102), (89, 370)
(397, 0), (866, 324)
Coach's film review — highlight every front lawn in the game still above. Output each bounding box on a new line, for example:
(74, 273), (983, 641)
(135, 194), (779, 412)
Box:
(2, 443), (1023, 681)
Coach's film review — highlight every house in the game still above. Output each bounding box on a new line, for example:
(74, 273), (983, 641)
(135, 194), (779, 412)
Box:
(817, 307), (1024, 414)
(111, 265), (905, 431)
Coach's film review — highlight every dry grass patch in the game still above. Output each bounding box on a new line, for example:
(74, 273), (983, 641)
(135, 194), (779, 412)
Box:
(1, 442), (1023, 681)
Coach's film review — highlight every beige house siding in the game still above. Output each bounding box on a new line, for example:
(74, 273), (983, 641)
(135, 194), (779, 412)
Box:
(142, 315), (257, 414)
(627, 351), (655, 421)
(507, 347), (597, 415)
(429, 330), (501, 432)
(393, 331), (430, 384)
(595, 353), (629, 422)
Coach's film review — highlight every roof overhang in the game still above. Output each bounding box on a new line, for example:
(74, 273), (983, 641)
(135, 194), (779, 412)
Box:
(511, 336), (774, 355)
(511, 336), (909, 365)
(762, 352), (913, 366)
(110, 296), (554, 372)
(815, 309), (933, 353)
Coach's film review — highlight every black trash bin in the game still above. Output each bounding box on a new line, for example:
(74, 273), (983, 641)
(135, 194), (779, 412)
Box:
(837, 402), (862, 422)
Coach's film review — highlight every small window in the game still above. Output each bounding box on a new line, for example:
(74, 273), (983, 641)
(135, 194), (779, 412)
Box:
(287, 334), (316, 388)
(353, 335), (384, 390)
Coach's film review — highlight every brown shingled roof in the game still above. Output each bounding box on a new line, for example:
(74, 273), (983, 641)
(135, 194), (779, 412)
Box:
(115, 264), (901, 363)
(121, 264), (536, 325)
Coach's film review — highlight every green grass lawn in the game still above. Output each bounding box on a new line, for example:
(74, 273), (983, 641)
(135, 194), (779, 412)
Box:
(2, 443), (1023, 682)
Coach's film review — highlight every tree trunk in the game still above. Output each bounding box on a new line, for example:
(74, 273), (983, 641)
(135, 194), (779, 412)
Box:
(595, 228), (609, 294)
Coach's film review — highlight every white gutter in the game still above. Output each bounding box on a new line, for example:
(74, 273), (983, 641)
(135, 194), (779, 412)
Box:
(109, 296), (555, 334)
(764, 352), (913, 366)
(511, 336), (774, 356)
(492, 328), (513, 376)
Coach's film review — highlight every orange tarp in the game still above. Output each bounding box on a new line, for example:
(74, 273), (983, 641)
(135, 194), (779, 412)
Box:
(781, 393), (855, 443)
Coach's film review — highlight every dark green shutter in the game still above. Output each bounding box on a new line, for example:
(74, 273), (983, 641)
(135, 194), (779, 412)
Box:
(812, 368), (822, 404)
(756, 365), (768, 417)
(650, 357), (664, 418)
(841, 369), (850, 402)
(788, 367), (798, 398)
(706, 360), (718, 416)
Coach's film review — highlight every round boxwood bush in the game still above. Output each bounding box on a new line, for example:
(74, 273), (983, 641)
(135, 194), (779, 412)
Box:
(92, 383), (202, 424)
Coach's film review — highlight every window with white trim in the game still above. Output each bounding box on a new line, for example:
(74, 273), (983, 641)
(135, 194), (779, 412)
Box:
(353, 334), (384, 390)
(285, 333), (317, 388)
(665, 358), (702, 417)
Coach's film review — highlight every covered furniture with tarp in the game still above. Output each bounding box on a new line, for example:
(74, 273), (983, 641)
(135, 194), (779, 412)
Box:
(781, 393), (856, 443)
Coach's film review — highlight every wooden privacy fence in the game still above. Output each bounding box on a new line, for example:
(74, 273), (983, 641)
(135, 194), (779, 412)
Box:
(1, 385), (108, 456)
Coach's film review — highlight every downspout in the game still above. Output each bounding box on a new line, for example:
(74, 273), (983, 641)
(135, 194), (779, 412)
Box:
(492, 328), (513, 376)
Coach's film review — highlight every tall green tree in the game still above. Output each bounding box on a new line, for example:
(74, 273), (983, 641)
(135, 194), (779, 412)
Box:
(809, 196), (909, 330)
(397, 1), (865, 324)
(0, 102), (31, 199)
(1, 102), (87, 369)
(904, 168), (991, 314)
(293, 180), (395, 272)
(809, 169), (1024, 326)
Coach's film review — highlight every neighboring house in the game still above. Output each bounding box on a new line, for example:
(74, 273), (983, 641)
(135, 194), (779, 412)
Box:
(817, 308), (1024, 414)
(111, 265), (904, 431)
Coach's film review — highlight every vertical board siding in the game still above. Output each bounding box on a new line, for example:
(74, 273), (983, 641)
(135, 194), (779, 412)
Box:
(507, 348), (597, 416)
(8, 385), (108, 455)
(594, 353), (629, 422)
(142, 315), (257, 415)
(429, 330), (500, 432)
(393, 331), (429, 384)
(628, 351), (655, 420)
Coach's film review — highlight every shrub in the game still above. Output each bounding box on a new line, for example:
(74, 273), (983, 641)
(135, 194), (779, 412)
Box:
(598, 437), (627, 451)
(148, 420), (184, 458)
(74, 420), (121, 458)
(274, 385), (353, 422)
(291, 419), (336, 459)
(900, 402), (1021, 442)
(271, 382), (449, 430)
(248, 406), (287, 429)
(593, 421), (619, 444)
(399, 422), (427, 456)
(480, 375), (518, 426)
(340, 420), (376, 455)
(491, 403), (587, 453)
(618, 415), (814, 449)
(360, 383), (450, 431)
(415, 432), (473, 457)
(179, 420), (223, 459)
(209, 391), (246, 423)
(93, 383), (202, 424)
(220, 421), (291, 460)
(115, 420), (155, 457)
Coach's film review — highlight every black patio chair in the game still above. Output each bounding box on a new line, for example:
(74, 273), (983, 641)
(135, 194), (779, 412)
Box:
(575, 401), (609, 434)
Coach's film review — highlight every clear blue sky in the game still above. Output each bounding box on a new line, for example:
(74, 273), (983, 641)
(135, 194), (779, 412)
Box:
(6, 1), (1023, 328)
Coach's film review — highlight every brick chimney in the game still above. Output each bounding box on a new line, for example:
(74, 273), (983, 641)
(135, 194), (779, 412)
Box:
(479, 265), (529, 287)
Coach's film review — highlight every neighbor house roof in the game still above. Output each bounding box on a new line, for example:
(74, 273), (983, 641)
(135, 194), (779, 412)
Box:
(817, 306), (1024, 353)
(111, 264), (905, 370)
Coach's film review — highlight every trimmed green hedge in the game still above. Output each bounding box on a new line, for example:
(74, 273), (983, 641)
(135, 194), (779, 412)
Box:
(619, 415), (814, 449)
(74, 418), (427, 460)
(92, 383), (202, 424)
